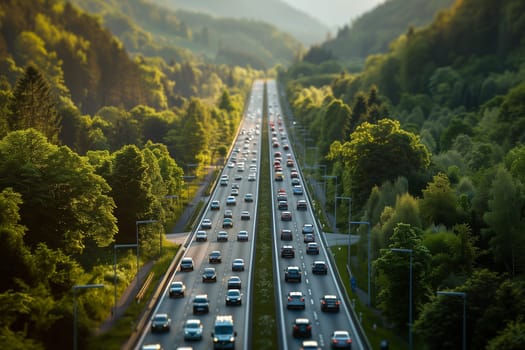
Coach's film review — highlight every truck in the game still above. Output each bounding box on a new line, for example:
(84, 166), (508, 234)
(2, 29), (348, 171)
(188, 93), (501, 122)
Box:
(211, 315), (237, 349)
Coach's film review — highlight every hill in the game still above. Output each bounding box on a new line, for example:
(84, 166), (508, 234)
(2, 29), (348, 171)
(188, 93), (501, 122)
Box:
(322, 0), (455, 61)
(151, 0), (330, 46)
(71, 0), (303, 69)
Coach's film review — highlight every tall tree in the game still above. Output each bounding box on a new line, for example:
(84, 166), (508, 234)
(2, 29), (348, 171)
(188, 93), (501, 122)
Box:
(483, 167), (525, 276)
(8, 65), (61, 143)
(419, 173), (459, 227)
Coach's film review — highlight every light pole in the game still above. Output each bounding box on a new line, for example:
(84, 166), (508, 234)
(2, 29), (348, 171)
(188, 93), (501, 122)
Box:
(135, 220), (158, 286)
(113, 243), (137, 317)
(437, 291), (467, 350)
(306, 146), (318, 168)
(336, 196), (352, 269)
(73, 283), (104, 350)
(391, 248), (413, 350)
(322, 175), (338, 230)
(165, 194), (179, 208)
(350, 221), (371, 306)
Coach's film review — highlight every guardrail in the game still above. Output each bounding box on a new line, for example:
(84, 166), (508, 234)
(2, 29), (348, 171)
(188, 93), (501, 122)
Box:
(135, 272), (154, 303)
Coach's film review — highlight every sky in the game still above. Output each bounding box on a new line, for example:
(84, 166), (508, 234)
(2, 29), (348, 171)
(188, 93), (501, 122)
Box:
(281, 0), (386, 28)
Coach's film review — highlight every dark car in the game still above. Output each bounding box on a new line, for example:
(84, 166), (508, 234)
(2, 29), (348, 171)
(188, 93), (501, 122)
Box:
(292, 317), (312, 338)
(281, 245), (295, 258)
(285, 266), (302, 282)
(209, 250), (222, 263)
(296, 199), (308, 210)
(278, 201), (288, 210)
(244, 193), (254, 202)
(225, 289), (242, 306)
(168, 281), (186, 297)
(281, 211), (292, 221)
(280, 229), (293, 241)
(312, 261), (328, 275)
(240, 211), (250, 220)
(202, 267), (217, 282)
(222, 218), (234, 229)
(303, 233), (315, 243)
(210, 200), (220, 210)
(320, 295), (341, 312)
(151, 313), (171, 333)
(192, 294), (209, 314)
(227, 276), (242, 289)
(287, 291), (306, 310)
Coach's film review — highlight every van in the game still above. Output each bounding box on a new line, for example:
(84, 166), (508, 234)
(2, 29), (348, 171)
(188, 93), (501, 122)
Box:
(211, 315), (236, 349)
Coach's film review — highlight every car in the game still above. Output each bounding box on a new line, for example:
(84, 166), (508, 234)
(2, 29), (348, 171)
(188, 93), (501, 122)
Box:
(302, 223), (314, 234)
(320, 295), (341, 312)
(287, 291), (306, 310)
(226, 196), (237, 206)
(202, 267), (217, 282)
(312, 261), (328, 275)
(168, 281), (186, 297)
(231, 189), (239, 197)
(225, 289), (243, 306)
(223, 209), (233, 218)
(237, 230), (249, 241)
(227, 276), (242, 289)
(244, 193), (254, 202)
(301, 340), (321, 350)
(217, 231), (228, 242)
(281, 245), (295, 258)
(248, 173), (256, 181)
(196, 230), (207, 242)
(222, 218), (234, 228)
(234, 174), (243, 181)
(210, 200), (220, 210)
(240, 211), (250, 220)
(303, 233), (315, 243)
(227, 162), (235, 168)
(201, 218), (212, 230)
(285, 266), (302, 282)
(292, 317), (312, 338)
(281, 211), (292, 221)
(330, 330), (352, 348)
(274, 172), (284, 181)
(231, 183), (240, 189)
(291, 178), (301, 186)
(306, 242), (320, 255)
(291, 171), (299, 178)
(209, 250), (222, 263)
(142, 345), (163, 350)
(297, 199), (308, 210)
(192, 294), (209, 314)
(151, 313), (171, 332)
(293, 185), (304, 195)
(280, 229), (293, 241)
(183, 319), (204, 340)
(278, 200), (288, 210)
(232, 258), (245, 271)
(180, 257), (194, 271)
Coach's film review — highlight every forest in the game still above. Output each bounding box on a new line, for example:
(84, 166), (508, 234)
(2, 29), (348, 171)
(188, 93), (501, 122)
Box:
(0, 0), (263, 348)
(281, 0), (525, 348)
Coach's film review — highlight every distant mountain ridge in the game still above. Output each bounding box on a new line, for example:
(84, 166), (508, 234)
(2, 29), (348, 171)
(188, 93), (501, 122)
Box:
(151, 0), (331, 45)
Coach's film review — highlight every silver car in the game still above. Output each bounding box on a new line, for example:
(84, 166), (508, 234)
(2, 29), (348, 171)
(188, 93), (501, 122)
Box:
(183, 319), (203, 340)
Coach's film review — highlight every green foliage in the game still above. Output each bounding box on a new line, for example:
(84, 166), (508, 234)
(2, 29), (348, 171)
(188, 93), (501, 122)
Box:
(374, 223), (432, 331)
(381, 193), (422, 243)
(328, 119), (430, 207)
(419, 173), (459, 227)
(487, 320), (525, 350)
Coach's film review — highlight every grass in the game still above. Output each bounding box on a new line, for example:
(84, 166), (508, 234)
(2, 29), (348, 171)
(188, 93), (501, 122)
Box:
(251, 81), (279, 350)
(88, 243), (180, 349)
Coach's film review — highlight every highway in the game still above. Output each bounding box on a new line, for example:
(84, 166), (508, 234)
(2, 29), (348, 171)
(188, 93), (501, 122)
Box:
(266, 80), (366, 350)
(138, 80), (264, 349)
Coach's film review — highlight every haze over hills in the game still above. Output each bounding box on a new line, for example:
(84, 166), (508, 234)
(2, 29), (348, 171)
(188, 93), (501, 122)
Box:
(151, 0), (331, 45)
(281, 0), (386, 28)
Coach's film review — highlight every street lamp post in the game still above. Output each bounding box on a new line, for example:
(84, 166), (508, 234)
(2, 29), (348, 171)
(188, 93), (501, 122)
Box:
(135, 220), (158, 287)
(113, 243), (137, 317)
(336, 196), (352, 270)
(73, 284), (104, 350)
(437, 291), (467, 350)
(322, 175), (338, 230)
(391, 248), (413, 350)
(350, 221), (371, 306)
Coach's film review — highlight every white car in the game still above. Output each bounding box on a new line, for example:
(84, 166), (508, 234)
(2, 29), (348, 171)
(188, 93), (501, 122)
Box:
(201, 218), (212, 229)
(232, 258), (245, 271)
(226, 196), (237, 206)
(196, 230), (207, 242)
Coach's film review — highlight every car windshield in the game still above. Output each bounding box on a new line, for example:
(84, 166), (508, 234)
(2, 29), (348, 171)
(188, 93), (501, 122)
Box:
(215, 325), (233, 335)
